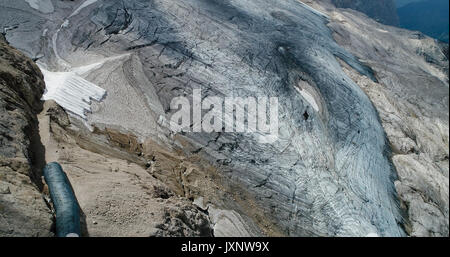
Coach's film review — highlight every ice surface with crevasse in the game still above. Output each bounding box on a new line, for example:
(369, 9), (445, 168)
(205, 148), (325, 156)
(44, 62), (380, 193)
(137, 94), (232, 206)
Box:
(24, 0), (54, 14)
(39, 67), (106, 119)
(36, 0), (108, 120)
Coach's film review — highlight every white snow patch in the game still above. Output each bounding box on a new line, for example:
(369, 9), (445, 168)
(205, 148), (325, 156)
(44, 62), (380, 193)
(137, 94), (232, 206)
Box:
(39, 66), (106, 119)
(295, 87), (320, 112)
(69, 0), (98, 18)
(38, 54), (129, 119)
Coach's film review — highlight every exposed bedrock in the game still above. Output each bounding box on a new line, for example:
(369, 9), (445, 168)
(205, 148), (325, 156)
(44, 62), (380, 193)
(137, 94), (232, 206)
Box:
(2, 0), (447, 237)
(0, 36), (53, 236)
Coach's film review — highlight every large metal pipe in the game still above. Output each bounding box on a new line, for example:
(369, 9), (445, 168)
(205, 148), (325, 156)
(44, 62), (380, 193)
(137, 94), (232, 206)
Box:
(43, 162), (81, 237)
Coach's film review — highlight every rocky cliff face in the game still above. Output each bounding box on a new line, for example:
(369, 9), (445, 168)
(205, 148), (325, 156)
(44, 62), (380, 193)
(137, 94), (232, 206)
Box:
(332, 0), (400, 26)
(0, 0), (448, 237)
(0, 36), (53, 236)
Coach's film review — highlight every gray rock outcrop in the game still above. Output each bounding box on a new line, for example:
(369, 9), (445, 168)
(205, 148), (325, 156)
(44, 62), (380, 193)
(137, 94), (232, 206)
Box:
(0, 36), (53, 236)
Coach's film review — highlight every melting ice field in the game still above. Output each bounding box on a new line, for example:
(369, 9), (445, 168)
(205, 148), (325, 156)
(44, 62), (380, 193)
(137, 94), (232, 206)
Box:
(39, 67), (106, 119)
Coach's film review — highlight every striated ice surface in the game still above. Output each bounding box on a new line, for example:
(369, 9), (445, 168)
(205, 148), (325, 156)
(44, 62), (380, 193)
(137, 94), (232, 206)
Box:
(68, 0), (99, 18)
(39, 66), (106, 119)
(24, 0), (54, 14)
